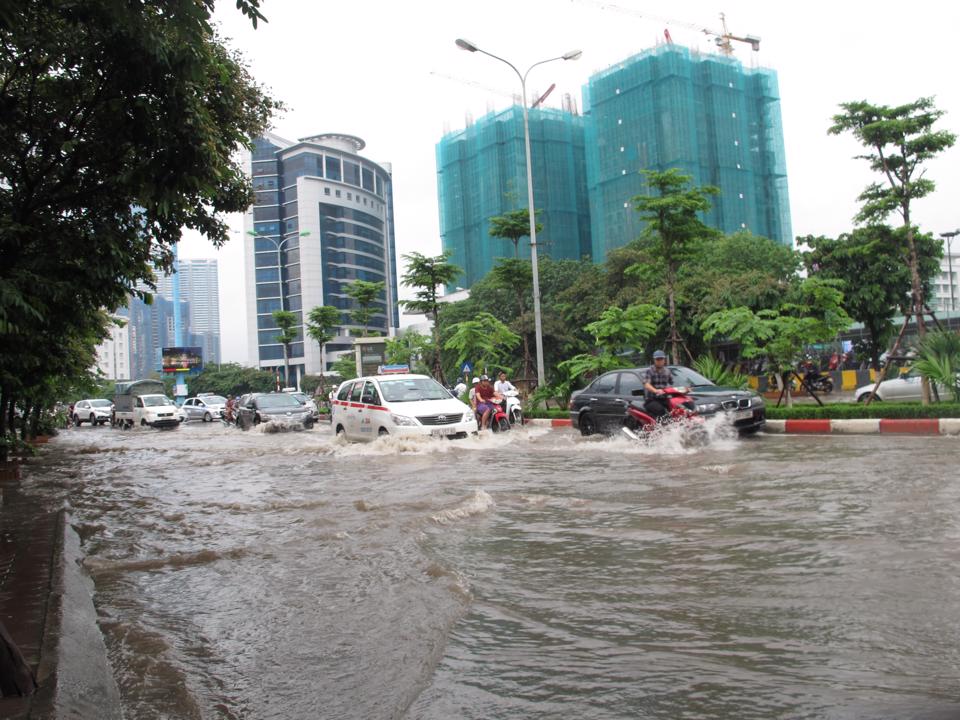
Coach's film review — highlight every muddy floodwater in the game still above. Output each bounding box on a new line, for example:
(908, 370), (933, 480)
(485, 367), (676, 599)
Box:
(18, 421), (960, 719)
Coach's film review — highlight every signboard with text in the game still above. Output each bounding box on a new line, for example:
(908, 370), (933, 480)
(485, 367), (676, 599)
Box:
(161, 346), (203, 373)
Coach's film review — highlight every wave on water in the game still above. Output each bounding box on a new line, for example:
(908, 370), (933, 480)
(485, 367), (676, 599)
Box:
(84, 546), (248, 576)
(430, 489), (495, 526)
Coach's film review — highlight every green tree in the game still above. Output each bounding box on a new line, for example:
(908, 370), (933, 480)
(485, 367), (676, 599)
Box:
(628, 169), (721, 364)
(912, 330), (960, 402)
(802, 226), (940, 369)
(272, 310), (299, 389)
(488, 208), (542, 258)
(559, 303), (666, 385)
(399, 251), (462, 383)
(0, 0), (279, 446)
(489, 258), (534, 381)
(702, 277), (852, 406)
(188, 363), (277, 397)
(830, 97), (956, 402)
(345, 280), (385, 337)
(444, 313), (520, 376)
(385, 331), (432, 375)
(306, 304), (341, 394)
(330, 352), (357, 382)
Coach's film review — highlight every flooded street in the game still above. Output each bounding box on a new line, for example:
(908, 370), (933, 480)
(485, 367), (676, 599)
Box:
(17, 422), (960, 719)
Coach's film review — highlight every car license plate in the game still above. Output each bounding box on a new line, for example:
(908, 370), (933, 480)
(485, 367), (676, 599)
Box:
(733, 409), (753, 420)
(431, 428), (456, 437)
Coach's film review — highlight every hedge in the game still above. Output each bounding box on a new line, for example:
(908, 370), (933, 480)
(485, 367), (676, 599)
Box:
(764, 402), (960, 420)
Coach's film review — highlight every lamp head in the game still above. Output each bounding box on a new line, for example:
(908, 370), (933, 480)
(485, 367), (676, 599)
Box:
(455, 38), (478, 52)
(562, 49), (583, 61)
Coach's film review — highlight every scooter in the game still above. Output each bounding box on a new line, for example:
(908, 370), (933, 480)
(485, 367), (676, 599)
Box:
(502, 389), (523, 426)
(620, 387), (704, 441)
(803, 372), (834, 394)
(476, 402), (511, 432)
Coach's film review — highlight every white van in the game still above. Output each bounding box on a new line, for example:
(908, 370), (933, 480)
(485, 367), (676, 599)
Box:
(332, 374), (477, 441)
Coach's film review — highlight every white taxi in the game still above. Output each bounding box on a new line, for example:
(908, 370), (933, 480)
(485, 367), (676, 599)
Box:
(331, 374), (477, 441)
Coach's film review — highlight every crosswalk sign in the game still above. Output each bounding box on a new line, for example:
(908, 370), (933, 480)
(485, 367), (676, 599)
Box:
(460, 361), (472, 374)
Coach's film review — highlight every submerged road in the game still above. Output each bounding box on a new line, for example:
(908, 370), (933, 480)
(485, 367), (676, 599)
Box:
(15, 422), (960, 719)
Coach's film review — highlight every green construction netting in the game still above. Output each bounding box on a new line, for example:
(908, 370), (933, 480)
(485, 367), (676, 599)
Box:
(436, 106), (592, 290)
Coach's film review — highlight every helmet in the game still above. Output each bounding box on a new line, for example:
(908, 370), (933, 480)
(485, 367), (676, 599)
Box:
(652, 350), (667, 360)
(480, 374), (489, 381)
(472, 377), (480, 384)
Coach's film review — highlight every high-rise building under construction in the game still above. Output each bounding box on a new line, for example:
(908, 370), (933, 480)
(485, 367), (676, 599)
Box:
(436, 105), (592, 289)
(436, 43), (792, 283)
(583, 44), (792, 261)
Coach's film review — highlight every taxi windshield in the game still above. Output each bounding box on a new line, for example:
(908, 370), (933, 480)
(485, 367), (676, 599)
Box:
(379, 378), (451, 402)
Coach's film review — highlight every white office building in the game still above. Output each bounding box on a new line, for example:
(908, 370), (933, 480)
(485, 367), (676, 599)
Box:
(243, 132), (400, 387)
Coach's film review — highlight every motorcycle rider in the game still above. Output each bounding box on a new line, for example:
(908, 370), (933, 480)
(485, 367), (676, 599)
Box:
(474, 375), (500, 430)
(494, 371), (517, 415)
(642, 350), (674, 423)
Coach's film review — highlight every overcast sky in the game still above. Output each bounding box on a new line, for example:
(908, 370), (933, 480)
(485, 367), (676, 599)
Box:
(179, 0), (960, 363)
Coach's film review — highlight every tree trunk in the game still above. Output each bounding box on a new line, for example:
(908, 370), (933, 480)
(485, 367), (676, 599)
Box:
(282, 346), (290, 390)
(666, 268), (681, 365)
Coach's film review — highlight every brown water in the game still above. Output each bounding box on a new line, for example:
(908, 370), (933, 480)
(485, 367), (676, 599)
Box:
(19, 421), (960, 719)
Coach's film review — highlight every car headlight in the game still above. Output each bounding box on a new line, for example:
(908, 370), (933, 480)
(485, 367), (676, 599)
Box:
(751, 396), (764, 408)
(391, 413), (418, 427)
(696, 402), (721, 413)
(463, 412), (475, 423)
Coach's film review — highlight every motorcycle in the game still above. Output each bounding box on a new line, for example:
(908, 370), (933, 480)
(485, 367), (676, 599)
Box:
(502, 389), (523, 426)
(476, 401), (511, 432)
(803, 371), (834, 394)
(620, 387), (705, 442)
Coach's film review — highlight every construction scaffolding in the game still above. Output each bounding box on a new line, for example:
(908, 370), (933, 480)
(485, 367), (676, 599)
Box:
(583, 44), (792, 261)
(436, 106), (592, 290)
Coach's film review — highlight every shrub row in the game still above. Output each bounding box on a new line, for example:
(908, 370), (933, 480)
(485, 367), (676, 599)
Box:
(764, 402), (960, 420)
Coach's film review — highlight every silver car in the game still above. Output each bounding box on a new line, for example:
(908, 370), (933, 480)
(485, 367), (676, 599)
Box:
(855, 369), (949, 402)
(181, 394), (227, 422)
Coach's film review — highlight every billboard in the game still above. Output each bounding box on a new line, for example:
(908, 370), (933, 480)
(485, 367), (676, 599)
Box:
(162, 346), (203, 373)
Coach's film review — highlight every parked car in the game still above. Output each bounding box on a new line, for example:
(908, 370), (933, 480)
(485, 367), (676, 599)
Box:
(73, 399), (113, 426)
(854, 368), (951, 402)
(285, 390), (319, 419)
(331, 373), (477, 442)
(236, 392), (315, 429)
(181, 394), (227, 422)
(569, 366), (765, 436)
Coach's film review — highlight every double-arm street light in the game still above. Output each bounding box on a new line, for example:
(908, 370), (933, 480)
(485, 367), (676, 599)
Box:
(248, 229), (310, 312)
(455, 38), (582, 386)
(940, 230), (959, 312)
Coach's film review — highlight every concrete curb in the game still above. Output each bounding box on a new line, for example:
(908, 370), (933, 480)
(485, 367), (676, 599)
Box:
(527, 417), (960, 435)
(764, 419), (959, 435)
(24, 511), (121, 720)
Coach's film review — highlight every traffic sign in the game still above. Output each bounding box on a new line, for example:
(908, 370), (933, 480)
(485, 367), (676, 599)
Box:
(460, 361), (473, 374)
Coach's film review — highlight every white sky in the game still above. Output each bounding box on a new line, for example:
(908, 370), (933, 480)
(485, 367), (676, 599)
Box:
(178, 0), (960, 363)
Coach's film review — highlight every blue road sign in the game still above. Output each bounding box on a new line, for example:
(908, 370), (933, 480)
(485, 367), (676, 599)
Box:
(460, 361), (473, 374)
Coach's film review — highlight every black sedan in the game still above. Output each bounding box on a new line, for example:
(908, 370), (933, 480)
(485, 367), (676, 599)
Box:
(569, 366), (765, 436)
(236, 392), (315, 430)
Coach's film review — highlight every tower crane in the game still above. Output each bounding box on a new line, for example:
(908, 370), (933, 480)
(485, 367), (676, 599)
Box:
(570, 0), (760, 56)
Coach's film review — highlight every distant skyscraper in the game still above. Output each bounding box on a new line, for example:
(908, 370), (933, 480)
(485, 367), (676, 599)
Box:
(583, 44), (792, 260)
(244, 132), (400, 384)
(436, 106), (591, 290)
(93, 316), (130, 381)
(125, 293), (184, 379)
(155, 258), (221, 367)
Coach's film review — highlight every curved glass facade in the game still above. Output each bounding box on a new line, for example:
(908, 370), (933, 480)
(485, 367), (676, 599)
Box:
(247, 134), (399, 380)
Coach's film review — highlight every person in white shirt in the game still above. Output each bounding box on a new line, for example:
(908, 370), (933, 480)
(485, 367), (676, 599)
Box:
(453, 379), (467, 397)
(468, 377), (480, 407)
(494, 372), (517, 396)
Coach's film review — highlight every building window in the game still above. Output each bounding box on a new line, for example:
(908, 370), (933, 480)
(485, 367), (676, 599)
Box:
(325, 156), (341, 181)
(335, 190), (341, 198)
(324, 187), (331, 196)
(347, 192), (352, 201)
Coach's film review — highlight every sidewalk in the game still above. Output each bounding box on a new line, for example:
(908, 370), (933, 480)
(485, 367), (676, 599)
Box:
(0, 462), (120, 719)
(524, 417), (960, 435)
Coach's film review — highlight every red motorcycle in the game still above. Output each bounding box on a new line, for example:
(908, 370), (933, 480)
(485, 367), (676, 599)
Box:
(621, 387), (704, 441)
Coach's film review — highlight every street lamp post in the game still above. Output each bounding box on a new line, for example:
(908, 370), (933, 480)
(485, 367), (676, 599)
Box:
(455, 38), (582, 387)
(248, 229), (310, 386)
(940, 230), (959, 312)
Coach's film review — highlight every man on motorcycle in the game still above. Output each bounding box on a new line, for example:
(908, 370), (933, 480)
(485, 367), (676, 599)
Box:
(474, 375), (500, 430)
(642, 350), (674, 423)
